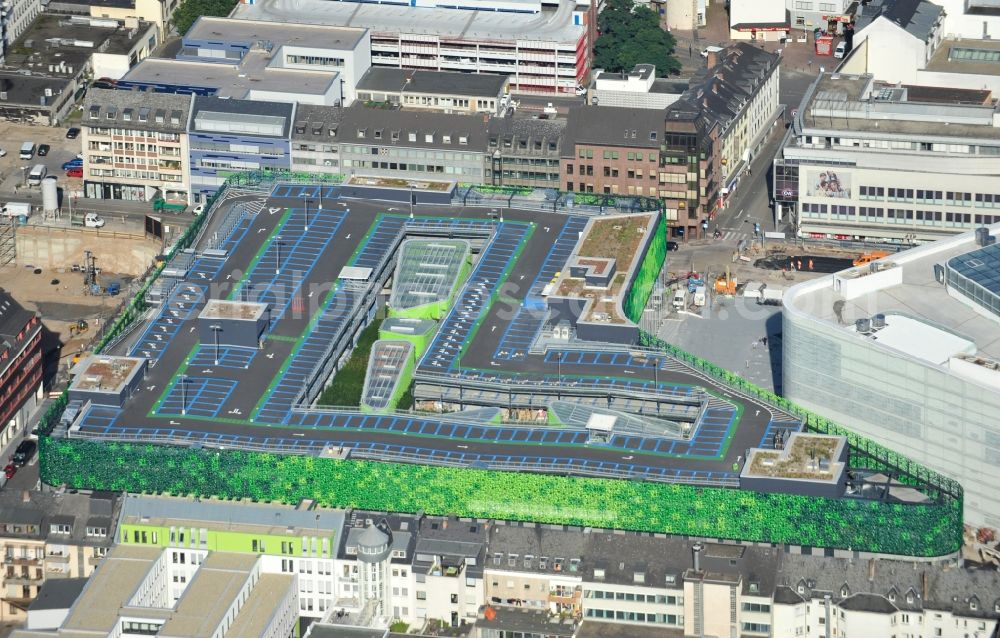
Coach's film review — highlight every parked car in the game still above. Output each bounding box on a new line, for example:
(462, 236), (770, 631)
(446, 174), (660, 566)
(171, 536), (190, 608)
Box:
(0, 147), (6, 157)
(3, 463), (15, 480)
(37, 144), (50, 156)
(834, 41), (848, 59)
(12, 439), (36, 467)
(192, 204), (205, 216)
(65, 167), (83, 178)
(62, 159), (83, 170)
(66, 127), (81, 139)
(84, 213), (106, 228)
(666, 241), (680, 251)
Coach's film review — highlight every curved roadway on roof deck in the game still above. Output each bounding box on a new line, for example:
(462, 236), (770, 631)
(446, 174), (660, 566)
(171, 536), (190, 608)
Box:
(83, 188), (795, 480)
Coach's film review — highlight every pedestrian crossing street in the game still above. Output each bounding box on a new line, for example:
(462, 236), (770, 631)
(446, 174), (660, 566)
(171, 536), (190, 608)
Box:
(716, 230), (752, 242)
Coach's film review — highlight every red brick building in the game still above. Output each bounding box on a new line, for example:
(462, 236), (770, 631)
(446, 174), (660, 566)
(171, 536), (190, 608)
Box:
(560, 106), (665, 198)
(0, 290), (43, 455)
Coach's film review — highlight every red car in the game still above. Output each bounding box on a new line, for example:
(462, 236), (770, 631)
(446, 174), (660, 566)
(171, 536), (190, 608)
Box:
(3, 463), (16, 480)
(65, 167), (83, 178)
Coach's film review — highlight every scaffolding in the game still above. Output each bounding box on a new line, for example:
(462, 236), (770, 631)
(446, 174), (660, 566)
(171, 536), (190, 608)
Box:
(0, 217), (14, 267)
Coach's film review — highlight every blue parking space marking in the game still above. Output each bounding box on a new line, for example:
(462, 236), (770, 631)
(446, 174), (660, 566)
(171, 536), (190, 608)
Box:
(422, 222), (530, 372)
(235, 208), (347, 322)
(157, 377), (238, 418)
(492, 217), (587, 360)
(271, 184), (339, 201)
(130, 283), (208, 362)
(758, 419), (804, 448)
(189, 345), (257, 370)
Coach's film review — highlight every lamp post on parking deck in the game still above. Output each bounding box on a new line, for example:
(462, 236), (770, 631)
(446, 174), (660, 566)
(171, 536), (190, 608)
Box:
(211, 324), (222, 366)
(179, 374), (189, 415)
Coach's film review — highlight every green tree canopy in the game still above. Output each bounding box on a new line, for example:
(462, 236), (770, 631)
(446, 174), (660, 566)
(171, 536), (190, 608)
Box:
(172, 0), (239, 35)
(594, 0), (681, 77)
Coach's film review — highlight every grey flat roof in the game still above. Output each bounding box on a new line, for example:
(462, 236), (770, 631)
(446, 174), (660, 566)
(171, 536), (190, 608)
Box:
(28, 578), (88, 611)
(799, 73), (1000, 140)
(7, 13), (153, 76)
(0, 72), (72, 109)
(191, 95), (294, 137)
(357, 68), (508, 98)
(785, 224), (1000, 363)
(925, 38), (1000, 76)
(124, 56), (336, 101)
(186, 16), (367, 50)
(61, 545), (163, 633)
(233, 0), (584, 44)
(120, 494), (347, 535)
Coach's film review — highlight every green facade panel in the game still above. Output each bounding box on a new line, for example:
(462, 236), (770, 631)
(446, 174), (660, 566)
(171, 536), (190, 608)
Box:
(40, 436), (962, 557)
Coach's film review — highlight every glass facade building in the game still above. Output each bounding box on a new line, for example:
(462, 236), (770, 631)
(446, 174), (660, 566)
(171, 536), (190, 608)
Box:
(783, 227), (1000, 530)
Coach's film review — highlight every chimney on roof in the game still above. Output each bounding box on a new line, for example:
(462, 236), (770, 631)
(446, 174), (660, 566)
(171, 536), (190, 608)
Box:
(922, 571), (929, 601)
(868, 558), (876, 582)
(692, 542), (703, 572)
(22, 490), (30, 503)
(706, 50), (718, 69)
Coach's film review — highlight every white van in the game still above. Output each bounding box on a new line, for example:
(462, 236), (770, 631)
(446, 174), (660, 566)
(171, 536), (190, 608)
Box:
(672, 288), (687, 310)
(27, 164), (47, 186)
(19, 142), (35, 160)
(834, 41), (848, 59)
(84, 213), (105, 228)
(1, 202), (31, 218)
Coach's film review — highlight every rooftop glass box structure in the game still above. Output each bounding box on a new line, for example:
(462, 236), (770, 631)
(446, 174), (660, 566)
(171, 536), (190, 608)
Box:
(197, 300), (271, 348)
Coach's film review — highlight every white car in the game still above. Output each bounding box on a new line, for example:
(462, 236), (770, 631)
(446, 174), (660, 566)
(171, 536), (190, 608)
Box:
(834, 41), (848, 59)
(192, 204), (205, 216)
(0, 148), (6, 157)
(84, 213), (105, 228)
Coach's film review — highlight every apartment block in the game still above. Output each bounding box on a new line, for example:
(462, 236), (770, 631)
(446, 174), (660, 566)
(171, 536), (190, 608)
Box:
(19, 495), (998, 636)
(485, 117), (565, 189)
(81, 89), (192, 205)
(0, 291), (42, 456)
(0, 490), (121, 624)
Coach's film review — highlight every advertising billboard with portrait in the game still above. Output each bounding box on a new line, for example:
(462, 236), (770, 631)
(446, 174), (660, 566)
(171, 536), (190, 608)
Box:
(807, 170), (851, 199)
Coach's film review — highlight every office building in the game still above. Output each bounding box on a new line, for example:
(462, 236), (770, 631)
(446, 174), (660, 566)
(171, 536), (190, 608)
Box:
(783, 223), (1000, 530)
(187, 97), (295, 202)
(122, 17), (370, 106)
(81, 89), (192, 204)
(774, 73), (1000, 242)
(233, 0), (592, 95)
(0, 490), (121, 624)
(333, 106), (488, 183)
(290, 105), (344, 176)
(0, 0), (41, 66)
(0, 290), (42, 455)
(355, 68), (509, 115)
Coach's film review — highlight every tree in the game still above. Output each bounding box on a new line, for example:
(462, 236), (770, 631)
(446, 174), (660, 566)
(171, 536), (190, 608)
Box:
(593, 0), (681, 77)
(172, 0), (240, 35)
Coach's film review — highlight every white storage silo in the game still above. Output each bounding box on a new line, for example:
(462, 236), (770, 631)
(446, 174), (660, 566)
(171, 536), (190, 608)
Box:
(41, 176), (59, 216)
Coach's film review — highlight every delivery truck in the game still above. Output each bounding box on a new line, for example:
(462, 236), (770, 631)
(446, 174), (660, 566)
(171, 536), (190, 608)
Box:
(1, 202), (31, 218)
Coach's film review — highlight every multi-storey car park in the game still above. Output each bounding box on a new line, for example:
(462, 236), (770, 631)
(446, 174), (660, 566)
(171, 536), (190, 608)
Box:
(36, 173), (964, 560)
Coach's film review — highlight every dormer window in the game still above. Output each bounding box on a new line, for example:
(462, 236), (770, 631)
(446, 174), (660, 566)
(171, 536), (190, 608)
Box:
(374, 129), (383, 140)
(493, 553), (502, 566)
(357, 128), (366, 139)
(970, 598), (978, 611)
(665, 574), (676, 585)
(650, 131), (658, 141)
(89, 106), (100, 120)
(459, 136), (468, 145)
(633, 572), (644, 584)
(888, 592), (896, 602)
(538, 557), (548, 570)
(295, 123), (306, 134)
(569, 558), (580, 572)
(408, 133), (416, 142)
(425, 134), (434, 143)
(391, 130), (400, 142)
(524, 555), (533, 569)
(797, 585), (805, 595)
(312, 125), (323, 135)
(748, 582), (759, 594)
(346, 545), (358, 555)
(593, 568), (604, 580)
(508, 554), (518, 567)
(905, 593), (914, 604)
(442, 134), (451, 144)
(841, 585), (850, 597)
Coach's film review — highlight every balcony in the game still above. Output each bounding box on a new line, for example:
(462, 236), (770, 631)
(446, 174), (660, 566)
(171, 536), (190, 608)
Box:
(5, 557), (40, 566)
(4, 574), (42, 585)
(45, 553), (71, 564)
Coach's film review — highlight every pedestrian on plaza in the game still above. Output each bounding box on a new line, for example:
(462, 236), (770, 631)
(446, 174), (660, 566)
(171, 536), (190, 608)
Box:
(689, 44), (693, 57)
(809, 259), (814, 270)
(808, 59), (813, 70)
(762, 336), (768, 347)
